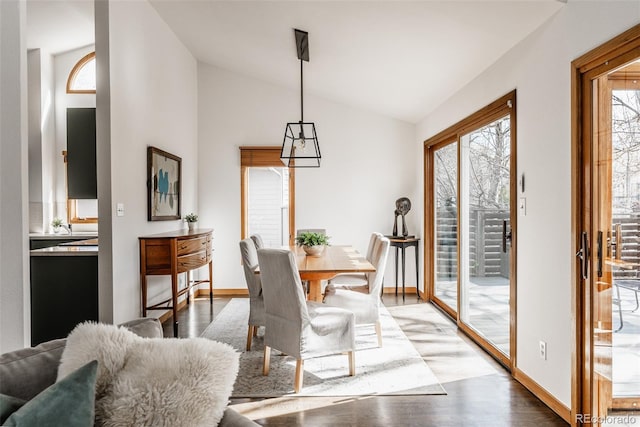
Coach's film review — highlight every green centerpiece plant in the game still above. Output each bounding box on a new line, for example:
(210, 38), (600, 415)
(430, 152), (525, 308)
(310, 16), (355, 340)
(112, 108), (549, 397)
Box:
(295, 232), (330, 256)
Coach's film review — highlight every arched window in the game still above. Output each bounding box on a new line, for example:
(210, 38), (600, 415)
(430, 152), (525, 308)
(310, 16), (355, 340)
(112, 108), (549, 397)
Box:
(66, 52), (96, 94)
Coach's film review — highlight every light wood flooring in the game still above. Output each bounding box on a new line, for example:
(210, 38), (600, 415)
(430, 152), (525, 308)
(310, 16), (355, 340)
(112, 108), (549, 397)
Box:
(162, 295), (568, 426)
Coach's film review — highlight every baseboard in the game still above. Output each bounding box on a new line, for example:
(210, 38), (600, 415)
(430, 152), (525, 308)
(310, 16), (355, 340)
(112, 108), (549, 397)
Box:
(513, 367), (571, 423)
(382, 286), (417, 295)
(198, 288), (248, 297)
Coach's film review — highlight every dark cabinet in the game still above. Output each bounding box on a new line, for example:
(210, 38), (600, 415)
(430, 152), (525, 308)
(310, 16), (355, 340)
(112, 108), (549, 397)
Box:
(67, 108), (96, 199)
(30, 253), (98, 346)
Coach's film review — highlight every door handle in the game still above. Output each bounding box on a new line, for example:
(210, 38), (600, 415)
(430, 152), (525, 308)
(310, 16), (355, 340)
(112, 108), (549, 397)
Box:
(597, 231), (603, 278)
(576, 231), (589, 280)
(502, 220), (512, 253)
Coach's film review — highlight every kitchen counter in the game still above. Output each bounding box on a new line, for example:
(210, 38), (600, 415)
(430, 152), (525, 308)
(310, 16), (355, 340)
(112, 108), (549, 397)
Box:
(30, 245), (98, 256)
(29, 233), (98, 250)
(29, 232), (97, 240)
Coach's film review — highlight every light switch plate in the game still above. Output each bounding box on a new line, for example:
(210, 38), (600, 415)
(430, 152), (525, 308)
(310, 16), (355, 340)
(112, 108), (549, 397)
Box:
(519, 198), (526, 216)
(116, 203), (125, 217)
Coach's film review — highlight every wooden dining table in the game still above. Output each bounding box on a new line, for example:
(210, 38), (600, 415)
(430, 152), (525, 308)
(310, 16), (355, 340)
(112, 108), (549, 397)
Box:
(295, 245), (376, 302)
(257, 245), (376, 302)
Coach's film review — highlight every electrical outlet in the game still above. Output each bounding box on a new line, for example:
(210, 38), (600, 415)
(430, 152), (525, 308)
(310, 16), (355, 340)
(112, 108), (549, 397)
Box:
(539, 341), (547, 360)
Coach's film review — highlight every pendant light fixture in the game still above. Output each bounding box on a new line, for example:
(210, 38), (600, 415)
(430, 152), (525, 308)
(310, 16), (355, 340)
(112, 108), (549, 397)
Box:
(280, 29), (321, 168)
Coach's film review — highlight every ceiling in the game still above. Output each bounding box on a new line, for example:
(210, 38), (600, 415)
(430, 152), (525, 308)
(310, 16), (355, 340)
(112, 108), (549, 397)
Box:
(26, 0), (564, 123)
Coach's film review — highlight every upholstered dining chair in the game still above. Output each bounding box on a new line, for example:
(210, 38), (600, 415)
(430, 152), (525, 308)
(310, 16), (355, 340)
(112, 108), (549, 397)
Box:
(328, 232), (383, 292)
(250, 234), (264, 249)
(239, 238), (265, 351)
(257, 248), (356, 393)
(324, 236), (390, 347)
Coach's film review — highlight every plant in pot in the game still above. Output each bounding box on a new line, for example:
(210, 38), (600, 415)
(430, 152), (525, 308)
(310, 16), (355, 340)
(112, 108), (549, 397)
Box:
(185, 213), (198, 231)
(51, 217), (64, 233)
(295, 232), (330, 256)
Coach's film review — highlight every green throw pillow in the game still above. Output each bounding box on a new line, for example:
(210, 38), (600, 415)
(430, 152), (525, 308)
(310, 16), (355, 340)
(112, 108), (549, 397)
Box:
(0, 394), (26, 424)
(4, 360), (97, 427)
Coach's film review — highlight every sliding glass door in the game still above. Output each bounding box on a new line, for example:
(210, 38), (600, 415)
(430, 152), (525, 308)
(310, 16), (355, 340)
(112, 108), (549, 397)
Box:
(459, 114), (512, 358)
(426, 91), (516, 366)
(433, 142), (458, 315)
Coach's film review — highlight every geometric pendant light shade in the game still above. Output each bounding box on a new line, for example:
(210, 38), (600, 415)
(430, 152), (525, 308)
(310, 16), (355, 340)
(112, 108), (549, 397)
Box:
(281, 29), (321, 168)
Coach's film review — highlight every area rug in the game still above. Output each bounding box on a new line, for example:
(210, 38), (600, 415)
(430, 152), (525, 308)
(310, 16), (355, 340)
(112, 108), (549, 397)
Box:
(201, 298), (445, 397)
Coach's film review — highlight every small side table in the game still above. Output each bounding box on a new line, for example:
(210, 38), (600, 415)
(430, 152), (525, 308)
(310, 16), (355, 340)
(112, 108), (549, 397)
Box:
(385, 236), (420, 301)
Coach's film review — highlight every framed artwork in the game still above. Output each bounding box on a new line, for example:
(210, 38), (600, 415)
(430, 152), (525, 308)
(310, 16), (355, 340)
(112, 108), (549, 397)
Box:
(147, 146), (181, 221)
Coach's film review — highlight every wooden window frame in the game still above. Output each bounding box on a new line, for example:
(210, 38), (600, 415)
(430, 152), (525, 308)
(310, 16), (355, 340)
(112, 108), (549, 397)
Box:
(66, 51), (96, 94)
(240, 146), (295, 246)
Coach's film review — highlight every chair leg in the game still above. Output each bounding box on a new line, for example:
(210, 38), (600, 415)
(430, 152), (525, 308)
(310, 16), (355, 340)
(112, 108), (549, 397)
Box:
(246, 325), (254, 351)
(615, 285), (624, 333)
(294, 359), (304, 393)
(263, 345), (271, 376)
(348, 351), (355, 376)
(375, 320), (383, 347)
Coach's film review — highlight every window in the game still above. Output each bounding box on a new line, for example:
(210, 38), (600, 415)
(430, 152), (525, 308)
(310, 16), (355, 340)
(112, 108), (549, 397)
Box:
(66, 52), (96, 94)
(240, 147), (295, 246)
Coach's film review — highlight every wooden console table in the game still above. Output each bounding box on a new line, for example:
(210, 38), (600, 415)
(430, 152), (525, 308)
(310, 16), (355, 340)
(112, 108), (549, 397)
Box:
(139, 229), (213, 337)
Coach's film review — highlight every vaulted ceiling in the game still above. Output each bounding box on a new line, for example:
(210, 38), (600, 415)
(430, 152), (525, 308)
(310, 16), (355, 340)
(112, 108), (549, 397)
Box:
(27, 0), (564, 123)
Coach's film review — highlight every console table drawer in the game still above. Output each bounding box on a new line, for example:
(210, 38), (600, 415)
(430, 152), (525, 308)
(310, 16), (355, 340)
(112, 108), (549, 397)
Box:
(178, 250), (208, 272)
(177, 236), (209, 256)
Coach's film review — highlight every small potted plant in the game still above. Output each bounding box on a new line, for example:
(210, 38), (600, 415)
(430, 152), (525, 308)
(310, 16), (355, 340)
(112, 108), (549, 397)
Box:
(295, 231), (330, 256)
(51, 217), (64, 233)
(185, 213), (198, 231)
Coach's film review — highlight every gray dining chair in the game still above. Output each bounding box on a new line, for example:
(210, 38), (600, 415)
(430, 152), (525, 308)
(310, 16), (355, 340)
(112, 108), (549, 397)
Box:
(239, 238), (265, 351)
(257, 248), (356, 393)
(324, 236), (390, 347)
(328, 232), (383, 292)
(250, 234), (264, 249)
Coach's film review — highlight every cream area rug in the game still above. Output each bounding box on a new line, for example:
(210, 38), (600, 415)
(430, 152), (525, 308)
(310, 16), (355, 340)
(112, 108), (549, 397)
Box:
(201, 298), (445, 397)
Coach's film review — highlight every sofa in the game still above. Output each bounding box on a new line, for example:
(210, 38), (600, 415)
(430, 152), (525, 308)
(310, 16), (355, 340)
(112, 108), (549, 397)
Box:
(0, 318), (259, 427)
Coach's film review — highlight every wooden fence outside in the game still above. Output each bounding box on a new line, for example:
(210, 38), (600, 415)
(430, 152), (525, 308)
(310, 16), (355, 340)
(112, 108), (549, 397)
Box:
(435, 210), (640, 280)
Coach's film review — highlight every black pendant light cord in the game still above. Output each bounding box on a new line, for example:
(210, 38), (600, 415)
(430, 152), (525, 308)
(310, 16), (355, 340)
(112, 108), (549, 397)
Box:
(300, 59), (304, 123)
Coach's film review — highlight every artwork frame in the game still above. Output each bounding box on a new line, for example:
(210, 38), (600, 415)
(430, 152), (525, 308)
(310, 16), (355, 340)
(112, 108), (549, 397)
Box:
(147, 146), (181, 221)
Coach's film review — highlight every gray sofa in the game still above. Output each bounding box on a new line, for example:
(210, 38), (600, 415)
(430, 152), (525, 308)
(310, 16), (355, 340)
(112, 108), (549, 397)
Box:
(0, 318), (259, 427)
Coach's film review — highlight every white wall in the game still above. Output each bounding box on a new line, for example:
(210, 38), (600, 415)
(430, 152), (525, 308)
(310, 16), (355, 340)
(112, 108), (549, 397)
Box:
(0, 0), (29, 352)
(198, 64), (417, 291)
(28, 49), (43, 232)
(198, 63), (419, 288)
(101, 0), (198, 324)
(40, 51), (55, 233)
(416, 1), (640, 408)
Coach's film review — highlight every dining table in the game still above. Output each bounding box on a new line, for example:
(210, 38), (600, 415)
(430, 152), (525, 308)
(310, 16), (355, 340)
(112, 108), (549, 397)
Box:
(257, 245), (376, 302)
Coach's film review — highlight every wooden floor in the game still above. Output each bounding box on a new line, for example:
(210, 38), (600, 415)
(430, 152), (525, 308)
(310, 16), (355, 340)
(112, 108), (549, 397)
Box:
(162, 295), (568, 426)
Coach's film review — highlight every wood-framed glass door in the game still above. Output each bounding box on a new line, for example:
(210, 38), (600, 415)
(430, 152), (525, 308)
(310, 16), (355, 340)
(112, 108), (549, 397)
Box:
(425, 91), (517, 367)
(572, 24), (640, 426)
(432, 140), (459, 317)
(458, 109), (514, 364)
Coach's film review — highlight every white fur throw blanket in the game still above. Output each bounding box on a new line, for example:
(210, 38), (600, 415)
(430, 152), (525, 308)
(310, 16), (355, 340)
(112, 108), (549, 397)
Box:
(57, 322), (239, 427)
